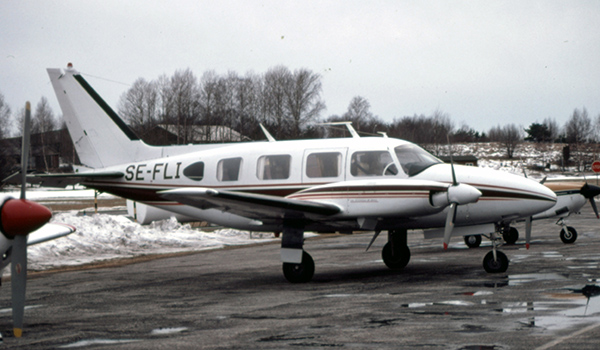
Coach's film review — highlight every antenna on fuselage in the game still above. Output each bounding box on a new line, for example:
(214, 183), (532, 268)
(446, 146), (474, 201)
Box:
(318, 121), (360, 138)
(259, 123), (276, 142)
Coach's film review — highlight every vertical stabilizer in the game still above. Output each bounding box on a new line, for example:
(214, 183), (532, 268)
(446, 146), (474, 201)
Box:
(47, 65), (153, 169)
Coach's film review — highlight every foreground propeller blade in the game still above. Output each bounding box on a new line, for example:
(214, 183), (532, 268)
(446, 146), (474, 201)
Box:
(11, 235), (27, 337)
(20, 102), (31, 200)
(525, 216), (532, 250)
(443, 203), (457, 250)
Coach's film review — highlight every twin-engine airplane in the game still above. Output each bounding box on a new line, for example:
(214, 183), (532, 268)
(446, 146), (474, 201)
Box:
(463, 180), (600, 248)
(41, 64), (556, 283)
(1, 103), (75, 337)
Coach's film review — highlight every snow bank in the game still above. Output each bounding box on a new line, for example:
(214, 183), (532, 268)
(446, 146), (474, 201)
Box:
(27, 212), (277, 270)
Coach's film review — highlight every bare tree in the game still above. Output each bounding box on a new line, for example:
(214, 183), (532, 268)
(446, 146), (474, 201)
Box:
(341, 96), (383, 135)
(118, 78), (158, 139)
(0, 92), (11, 139)
(543, 117), (560, 142)
(285, 68), (325, 139)
(565, 107), (592, 170)
(488, 123), (522, 158)
(198, 70), (220, 142)
(33, 97), (57, 171)
(263, 66), (291, 139)
(170, 68), (200, 144)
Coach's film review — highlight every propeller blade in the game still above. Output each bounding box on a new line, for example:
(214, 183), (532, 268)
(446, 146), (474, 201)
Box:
(446, 135), (457, 186)
(11, 235), (27, 337)
(525, 216), (532, 250)
(443, 203), (457, 250)
(20, 102), (31, 200)
(580, 183), (600, 218)
(590, 198), (600, 219)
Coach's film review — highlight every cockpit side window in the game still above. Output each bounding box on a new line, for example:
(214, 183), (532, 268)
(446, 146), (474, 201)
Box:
(350, 151), (398, 177)
(394, 145), (442, 176)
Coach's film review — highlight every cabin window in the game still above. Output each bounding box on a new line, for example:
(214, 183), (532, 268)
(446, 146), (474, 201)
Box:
(183, 161), (205, 181)
(350, 151), (397, 177)
(257, 155), (291, 180)
(306, 152), (342, 178)
(218, 157), (242, 181)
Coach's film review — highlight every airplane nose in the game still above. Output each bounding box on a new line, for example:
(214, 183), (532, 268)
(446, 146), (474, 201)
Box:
(0, 199), (52, 237)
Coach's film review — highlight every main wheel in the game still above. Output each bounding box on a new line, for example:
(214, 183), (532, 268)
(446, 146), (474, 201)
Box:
(503, 227), (519, 245)
(560, 226), (577, 244)
(482, 251), (509, 273)
(464, 235), (482, 248)
(282, 251), (315, 283)
(382, 242), (411, 270)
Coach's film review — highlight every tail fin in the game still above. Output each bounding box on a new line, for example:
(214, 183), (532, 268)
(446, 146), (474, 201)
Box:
(47, 65), (155, 169)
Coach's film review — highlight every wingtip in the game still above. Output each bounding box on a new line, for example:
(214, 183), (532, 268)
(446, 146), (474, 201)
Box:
(443, 242), (448, 250)
(526, 243), (530, 250)
(14, 328), (22, 338)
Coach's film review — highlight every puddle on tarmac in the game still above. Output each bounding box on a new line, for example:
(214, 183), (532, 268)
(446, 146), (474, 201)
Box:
(522, 284), (600, 332)
(150, 327), (189, 335)
(507, 273), (568, 286)
(60, 339), (142, 348)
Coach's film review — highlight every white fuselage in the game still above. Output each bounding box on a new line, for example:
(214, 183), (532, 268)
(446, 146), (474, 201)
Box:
(80, 137), (557, 232)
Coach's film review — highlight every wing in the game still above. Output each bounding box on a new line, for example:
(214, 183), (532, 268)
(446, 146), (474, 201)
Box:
(159, 188), (341, 222)
(27, 223), (76, 245)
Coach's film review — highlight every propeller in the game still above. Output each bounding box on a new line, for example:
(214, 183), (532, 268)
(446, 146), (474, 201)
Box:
(434, 138), (482, 249)
(580, 183), (600, 219)
(0, 102), (52, 338)
(525, 216), (532, 250)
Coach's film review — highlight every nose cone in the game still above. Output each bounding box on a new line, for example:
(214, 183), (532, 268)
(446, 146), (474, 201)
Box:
(1, 199), (52, 237)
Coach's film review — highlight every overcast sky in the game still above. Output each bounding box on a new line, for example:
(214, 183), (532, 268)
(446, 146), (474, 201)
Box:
(2, 1), (600, 134)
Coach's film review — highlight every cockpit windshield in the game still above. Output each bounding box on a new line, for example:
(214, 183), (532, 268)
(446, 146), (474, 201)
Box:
(394, 144), (442, 176)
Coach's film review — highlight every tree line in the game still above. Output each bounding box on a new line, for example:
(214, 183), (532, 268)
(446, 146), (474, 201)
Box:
(1, 66), (600, 168)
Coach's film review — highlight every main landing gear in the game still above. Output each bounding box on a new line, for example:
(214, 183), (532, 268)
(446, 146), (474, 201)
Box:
(464, 225), (519, 248)
(381, 229), (411, 270)
(279, 224), (507, 283)
(280, 223), (315, 283)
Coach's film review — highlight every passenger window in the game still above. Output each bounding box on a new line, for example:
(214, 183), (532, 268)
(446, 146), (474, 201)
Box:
(350, 151), (397, 177)
(218, 157), (242, 181)
(257, 155), (291, 180)
(183, 161), (205, 181)
(306, 152), (342, 178)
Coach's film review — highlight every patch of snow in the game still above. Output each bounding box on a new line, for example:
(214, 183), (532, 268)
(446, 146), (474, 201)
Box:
(25, 212), (277, 271)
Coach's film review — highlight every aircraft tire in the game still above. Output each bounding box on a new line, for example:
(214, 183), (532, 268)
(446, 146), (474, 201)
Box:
(382, 242), (410, 270)
(282, 251), (315, 283)
(560, 226), (577, 244)
(482, 251), (509, 273)
(464, 235), (482, 248)
(503, 227), (519, 245)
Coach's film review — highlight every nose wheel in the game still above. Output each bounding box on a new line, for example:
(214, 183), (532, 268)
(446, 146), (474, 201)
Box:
(482, 230), (509, 273)
(482, 250), (509, 273)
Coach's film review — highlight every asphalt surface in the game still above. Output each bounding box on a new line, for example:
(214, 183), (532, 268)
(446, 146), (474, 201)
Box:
(2, 210), (600, 349)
